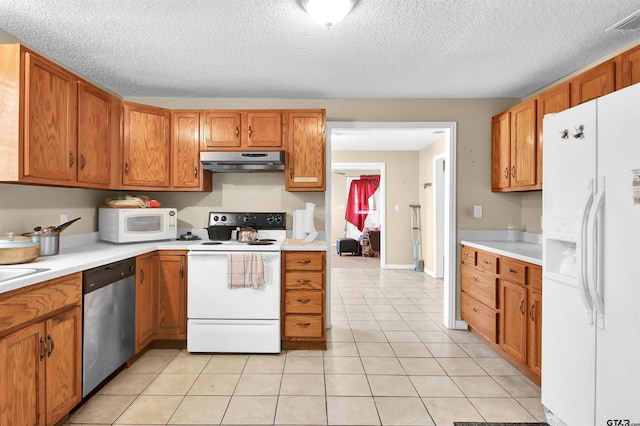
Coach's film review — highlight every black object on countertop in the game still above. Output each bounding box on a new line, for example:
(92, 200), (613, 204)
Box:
(177, 232), (202, 241)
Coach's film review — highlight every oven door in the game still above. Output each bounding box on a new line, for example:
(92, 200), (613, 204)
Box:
(187, 251), (280, 320)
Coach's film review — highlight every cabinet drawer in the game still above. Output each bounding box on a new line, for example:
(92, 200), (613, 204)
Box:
(0, 273), (82, 336)
(284, 272), (324, 290)
(461, 265), (498, 309)
(528, 264), (543, 291)
(461, 246), (477, 266)
(285, 291), (323, 314)
(477, 251), (499, 274)
(284, 252), (325, 271)
(501, 257), (527, 285)
(461, 293), (497, 343)
(284, 315), (324, 338)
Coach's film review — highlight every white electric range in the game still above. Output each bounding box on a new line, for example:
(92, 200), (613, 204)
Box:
(187, 212), (286, 353)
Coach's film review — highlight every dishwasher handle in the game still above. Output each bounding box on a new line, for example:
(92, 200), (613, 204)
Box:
(82, 257), (136, 294)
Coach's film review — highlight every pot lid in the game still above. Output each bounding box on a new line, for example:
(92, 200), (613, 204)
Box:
(0, 233), (39, 247)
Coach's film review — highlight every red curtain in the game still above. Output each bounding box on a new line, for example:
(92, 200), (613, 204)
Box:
(345, 175), (380, 231)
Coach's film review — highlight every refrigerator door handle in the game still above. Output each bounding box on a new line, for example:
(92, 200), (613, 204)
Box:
(586, 178), (606, 328)
(577, 178), (595, 324)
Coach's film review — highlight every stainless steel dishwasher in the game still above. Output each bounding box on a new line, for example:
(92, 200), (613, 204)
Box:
(82, 257), (136, 397)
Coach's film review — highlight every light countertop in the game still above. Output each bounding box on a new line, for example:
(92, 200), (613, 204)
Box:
(282, 239), (328, 251)
(0, 234), (328, 295)
(459, 229), (542, 266)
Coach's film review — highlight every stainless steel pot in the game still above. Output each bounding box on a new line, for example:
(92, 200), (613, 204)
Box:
(0, 233), (40, 264)
(23, 231), (60, 256)
(236, 226), (258, 242)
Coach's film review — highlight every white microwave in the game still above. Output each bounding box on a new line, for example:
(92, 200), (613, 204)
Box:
(98, 208), (177, 243)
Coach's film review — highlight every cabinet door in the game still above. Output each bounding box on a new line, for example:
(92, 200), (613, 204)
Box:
(45, 307), (82, 426)
(527, 288), (542, 377)
(286, 110), (326, 191)
(172, 111), (202, 189)
(122, 102), (170, 188)
(619, 45), (640, 89)
(202, 112), (241, 148)
(0, 322), (46, 426)
(23, 52), (78, 183)
(570, 59), (615, 107)
(536, 83), (570, 187)
(136, 254), (157, 353)
(155, 254), (186, 339)
(246, 112), (282, 148)
(491, 111), (511, 191)
(501, 280), (527, 363)
(510, 99), (537, 188)
(77, 82), (112, 187)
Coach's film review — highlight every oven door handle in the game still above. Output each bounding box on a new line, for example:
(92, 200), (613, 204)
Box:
(187, 251), (281, 259)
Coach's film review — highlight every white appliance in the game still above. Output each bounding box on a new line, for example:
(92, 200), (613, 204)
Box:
(187, 212), (286, 353)
(98, 207), (177, 243)
(542, 83), (640, 426)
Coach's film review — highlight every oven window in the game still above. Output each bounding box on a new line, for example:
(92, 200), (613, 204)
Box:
(126, 215), (162, 232)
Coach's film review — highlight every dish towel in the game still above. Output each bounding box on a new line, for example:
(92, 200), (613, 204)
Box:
(227, 253), (267, 289)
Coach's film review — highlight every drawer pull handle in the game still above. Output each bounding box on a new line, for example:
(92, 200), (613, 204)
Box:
(297, 298), (311, 303)
(297, 260), (311, 264)
(529, 303), (535, 321)
(296, 322), (311, 327)
(472, 277), (479, 282)
(519, 299), (525, 315)
(483, 260), (491, 265)
(296, 279), (311, 283)
(465, 253), (472, 258)
(472, 308), (479, 313)
(507, 268), (516, 273)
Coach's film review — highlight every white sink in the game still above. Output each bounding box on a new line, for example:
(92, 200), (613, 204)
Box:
(0, 267), (49, 282)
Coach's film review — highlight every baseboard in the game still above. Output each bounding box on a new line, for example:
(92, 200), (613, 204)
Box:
(384, 264), (415, 270)
(455, 320), (468, 330)
(423, 267), (436, 277)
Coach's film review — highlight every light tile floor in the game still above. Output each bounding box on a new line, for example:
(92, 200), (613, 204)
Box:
(67, 266), (547, 425)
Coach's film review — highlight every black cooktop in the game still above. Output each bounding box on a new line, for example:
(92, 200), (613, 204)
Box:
(208, 212), (286, 230)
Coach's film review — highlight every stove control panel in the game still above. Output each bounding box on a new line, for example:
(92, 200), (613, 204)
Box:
(208, 212), (286, 230)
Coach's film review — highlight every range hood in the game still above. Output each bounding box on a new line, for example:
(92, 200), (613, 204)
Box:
(200, 151), (285, 172)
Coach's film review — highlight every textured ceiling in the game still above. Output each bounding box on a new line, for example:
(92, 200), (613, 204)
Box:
(0, 0), (639, 99)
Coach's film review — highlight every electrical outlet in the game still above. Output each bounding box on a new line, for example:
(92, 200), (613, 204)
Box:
(60, 213), (68, 225)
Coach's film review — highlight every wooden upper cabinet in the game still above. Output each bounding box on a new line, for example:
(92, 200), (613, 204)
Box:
(201, 111), (282, 150)
(510, 99), (537, 188)
(246, 112), (282, 147)
(23, 52), (78, 184)
(491, 111), (511, 190)
(202, 111), (241, 149)
(285, 110), (326, 192)
(535, 83), (570, 187)
(491, 99), (537, 192)
(570, 59), (616, 107)
(618, 44), (640, 89)
(122, 102), (171, 188)
(0, 45), (118, 189)
(77, 82), (112, 187)
(171, 111), (211, 191)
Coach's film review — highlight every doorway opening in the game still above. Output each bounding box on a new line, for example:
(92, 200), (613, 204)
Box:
(325, 121), (459, 330)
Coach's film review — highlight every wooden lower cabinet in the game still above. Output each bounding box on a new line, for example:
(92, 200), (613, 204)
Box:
(501, 280), (527, 364)
(135, 253), (157, 353)
(281, 250), (327, 350)
(135, 251), (187, 353)
(0, 273), (82, 426)
(154, 252), (187, 339)
(460, 245), (542, 384)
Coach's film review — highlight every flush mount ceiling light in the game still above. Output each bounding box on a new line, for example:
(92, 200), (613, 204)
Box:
(301, 0), (356, 29)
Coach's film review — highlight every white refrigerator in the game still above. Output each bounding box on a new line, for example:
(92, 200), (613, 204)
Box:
(542, 83), (640, 426)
